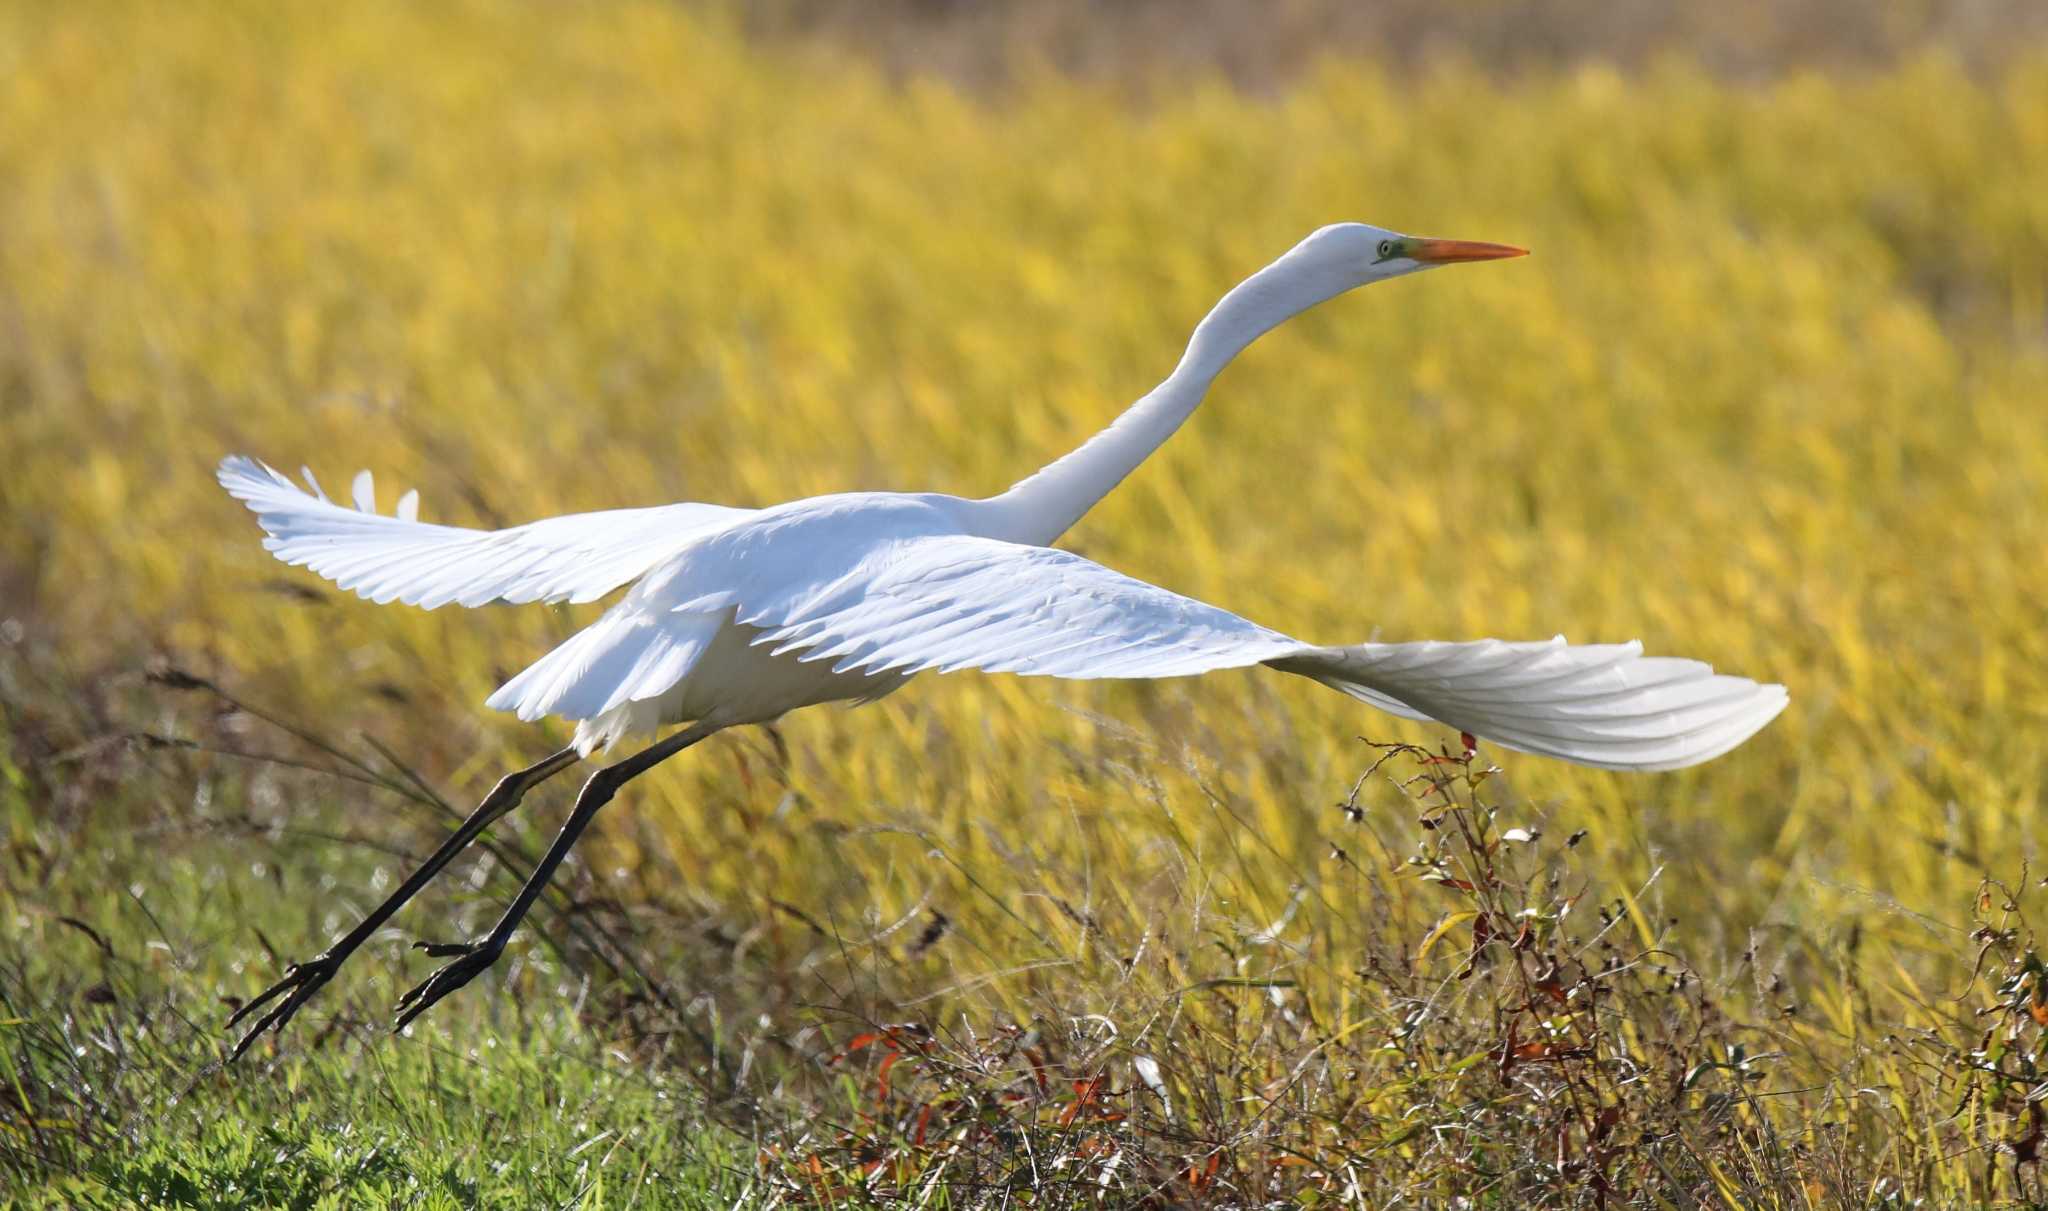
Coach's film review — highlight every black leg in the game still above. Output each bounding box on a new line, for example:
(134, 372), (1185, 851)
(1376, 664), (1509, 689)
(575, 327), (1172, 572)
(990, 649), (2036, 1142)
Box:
(394, 721), (721, 1031)
(225, 745), (581, 1062)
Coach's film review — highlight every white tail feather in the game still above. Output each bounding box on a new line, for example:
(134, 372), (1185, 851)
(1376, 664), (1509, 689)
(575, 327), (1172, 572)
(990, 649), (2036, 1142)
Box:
(484, 607), (723, 749)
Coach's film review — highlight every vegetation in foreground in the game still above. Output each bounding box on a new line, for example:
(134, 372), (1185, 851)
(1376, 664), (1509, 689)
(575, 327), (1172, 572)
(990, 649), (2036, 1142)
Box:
(13, 651), (2048, 1206)
(2, 656), (754, 1208)
(4, 2), (2048, 1205)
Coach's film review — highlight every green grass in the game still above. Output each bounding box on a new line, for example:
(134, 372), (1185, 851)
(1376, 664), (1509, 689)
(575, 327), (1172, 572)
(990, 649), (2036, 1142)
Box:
(16, 1039), (745, 1210)
(0, 656), (752, 1208)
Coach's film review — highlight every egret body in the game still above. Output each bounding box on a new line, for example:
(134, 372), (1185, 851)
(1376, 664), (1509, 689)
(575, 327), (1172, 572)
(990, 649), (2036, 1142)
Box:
(220, 224), (1786, 1058)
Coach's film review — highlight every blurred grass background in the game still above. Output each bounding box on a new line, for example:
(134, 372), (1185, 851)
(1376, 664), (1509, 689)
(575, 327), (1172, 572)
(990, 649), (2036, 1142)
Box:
(4, 0), (2047, 1204)
(747, 0), (2048, 87)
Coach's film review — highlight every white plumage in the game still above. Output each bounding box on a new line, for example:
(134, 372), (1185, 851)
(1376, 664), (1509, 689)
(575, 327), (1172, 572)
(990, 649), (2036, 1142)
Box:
(219, 457), (748, 609)
(221, 223), (1787, 770)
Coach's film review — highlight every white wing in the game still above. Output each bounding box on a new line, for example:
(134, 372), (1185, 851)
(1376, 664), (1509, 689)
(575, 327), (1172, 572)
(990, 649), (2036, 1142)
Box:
(743, 536), (1305, 679)
(218, 456), (752, 608)
(745, 534), (1786, 772)
(1268, 640), (1788, 772)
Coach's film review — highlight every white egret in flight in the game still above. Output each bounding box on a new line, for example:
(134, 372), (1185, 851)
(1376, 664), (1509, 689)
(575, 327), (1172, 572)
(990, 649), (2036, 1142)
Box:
(219, 223), (1786, 1059)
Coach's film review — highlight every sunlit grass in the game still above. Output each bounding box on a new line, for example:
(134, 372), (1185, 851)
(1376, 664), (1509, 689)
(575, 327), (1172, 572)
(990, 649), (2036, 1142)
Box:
(4, 1), (2047, 1203)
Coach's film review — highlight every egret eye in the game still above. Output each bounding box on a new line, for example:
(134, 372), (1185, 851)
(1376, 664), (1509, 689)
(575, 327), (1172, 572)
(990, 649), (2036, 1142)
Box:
(1376, 239), (1397, 260)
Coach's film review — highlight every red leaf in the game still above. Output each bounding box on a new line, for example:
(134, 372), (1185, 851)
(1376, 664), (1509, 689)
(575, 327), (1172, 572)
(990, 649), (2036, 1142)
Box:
(1514, 1039), (1593, 1062)
(1060, 1075), (1107, 1126)
(830, 1023), (932, 1065)
(1462, 913), (1495, 980)
(833, 1031), (886, 1063)
(1023, 1047), (1050, 1093)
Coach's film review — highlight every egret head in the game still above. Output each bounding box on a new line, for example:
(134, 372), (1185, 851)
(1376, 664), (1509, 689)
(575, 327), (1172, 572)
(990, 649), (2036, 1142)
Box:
(1296, 222), (1527, 287)
(1178, 221), (1530, 382)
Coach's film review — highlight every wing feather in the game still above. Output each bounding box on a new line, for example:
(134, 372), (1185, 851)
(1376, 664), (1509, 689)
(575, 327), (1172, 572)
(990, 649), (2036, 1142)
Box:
(218, 455), (751, 608)
(744, 533), (1785, 772)
(1270, 639), (1788, 772)
(749, 537), (1301, 681)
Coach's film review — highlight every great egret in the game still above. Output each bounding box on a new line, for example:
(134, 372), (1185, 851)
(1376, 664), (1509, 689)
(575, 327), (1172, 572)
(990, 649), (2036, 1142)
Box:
(218, 223), (1786, 1060)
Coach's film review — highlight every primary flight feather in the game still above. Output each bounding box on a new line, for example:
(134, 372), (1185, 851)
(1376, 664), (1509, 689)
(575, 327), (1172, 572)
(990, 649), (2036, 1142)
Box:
(218, 223), (1787, 1060)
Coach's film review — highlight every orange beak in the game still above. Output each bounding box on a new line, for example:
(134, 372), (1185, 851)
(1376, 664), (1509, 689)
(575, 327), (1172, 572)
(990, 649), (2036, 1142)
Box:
(1408, 238), (1528, 264)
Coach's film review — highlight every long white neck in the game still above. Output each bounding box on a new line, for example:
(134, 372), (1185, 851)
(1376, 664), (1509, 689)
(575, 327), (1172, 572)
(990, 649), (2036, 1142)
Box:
(971, 242), (1365, 546)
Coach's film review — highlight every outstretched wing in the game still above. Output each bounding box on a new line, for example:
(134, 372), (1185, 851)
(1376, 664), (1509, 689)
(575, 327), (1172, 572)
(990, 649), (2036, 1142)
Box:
(744, 533), (1786, 772)
(1267, 640), (1788, 772)
(218, 455), (751, 608)
(743, 536), (1305, 679)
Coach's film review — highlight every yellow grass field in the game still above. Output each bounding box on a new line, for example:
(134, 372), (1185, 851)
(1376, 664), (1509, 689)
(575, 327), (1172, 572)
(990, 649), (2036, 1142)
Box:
(5, 1), (2048, 1202)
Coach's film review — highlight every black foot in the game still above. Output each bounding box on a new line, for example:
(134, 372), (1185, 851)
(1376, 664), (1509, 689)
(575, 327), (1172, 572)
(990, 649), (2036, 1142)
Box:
(394, 939), (502, 1031)
(225, 952), (342, 1063)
